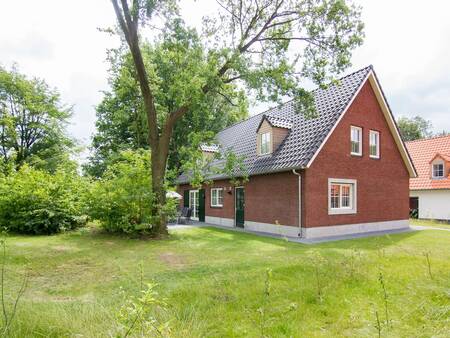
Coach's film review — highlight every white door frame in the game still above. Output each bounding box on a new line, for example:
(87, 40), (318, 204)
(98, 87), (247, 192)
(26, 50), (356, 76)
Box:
(189, 189), (199, 221)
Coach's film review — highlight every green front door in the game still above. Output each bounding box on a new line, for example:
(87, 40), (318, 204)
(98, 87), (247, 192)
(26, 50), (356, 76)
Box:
(235, 187), (245, 227)
(198, 189), (205, 222)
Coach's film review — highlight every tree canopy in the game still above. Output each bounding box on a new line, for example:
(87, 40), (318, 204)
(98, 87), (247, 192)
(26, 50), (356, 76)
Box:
(85, 46), (248, 177)
(397, 115), (433, 142)
(109, 0), (365, 234)
(0, 66), (75, 173)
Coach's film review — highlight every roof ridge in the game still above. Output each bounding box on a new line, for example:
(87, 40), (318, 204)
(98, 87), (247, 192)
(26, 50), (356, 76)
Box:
(217, 65), (372, 135)
(405, 134), (450, 144)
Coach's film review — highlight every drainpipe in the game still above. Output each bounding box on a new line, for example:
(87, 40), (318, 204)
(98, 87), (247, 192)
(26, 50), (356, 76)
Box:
(292, 169), (302, 237)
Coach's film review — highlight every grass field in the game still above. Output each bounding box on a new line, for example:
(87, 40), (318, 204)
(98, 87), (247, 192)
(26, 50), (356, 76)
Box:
(410, 218), (450, 230)
(3, 225), (449, 337)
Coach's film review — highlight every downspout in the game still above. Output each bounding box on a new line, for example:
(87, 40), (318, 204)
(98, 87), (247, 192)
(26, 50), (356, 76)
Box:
(292, 169), (302, 237)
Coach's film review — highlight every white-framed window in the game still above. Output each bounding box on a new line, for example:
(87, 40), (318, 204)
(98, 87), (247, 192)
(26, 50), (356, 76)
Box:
(260, 132), (271, 155)
(350, 126), (362, 156)
(211, 188), (224, 207)
(369, 130), (380, 159)
(432, 163), (444, 178)
(328, 178), (357, 215)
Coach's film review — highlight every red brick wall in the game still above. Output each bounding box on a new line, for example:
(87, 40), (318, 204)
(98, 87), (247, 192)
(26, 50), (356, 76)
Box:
(178, 179), (235, 219)
(303, 81), (410, 228)
(178, 171), (299, 227)
(245, 171), (299, 226)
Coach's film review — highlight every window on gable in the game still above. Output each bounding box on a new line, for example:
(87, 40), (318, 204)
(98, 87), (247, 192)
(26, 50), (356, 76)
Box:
(328, 179), (357, 215)
(432, 163), (444, 178)
(260, 132), (271, 155)
(350, 126), (362, 156)
(369, 130), (380, 158)
(211, 188), (224, 207)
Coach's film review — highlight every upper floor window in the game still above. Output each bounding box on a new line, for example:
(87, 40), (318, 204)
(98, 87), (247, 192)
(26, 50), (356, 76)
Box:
(211, 188), (224, 207)
(260, 132), (271, 155)
(350, 126), (362, 156)
(369, 130), (380, 159)
(432, 163), (444, 178)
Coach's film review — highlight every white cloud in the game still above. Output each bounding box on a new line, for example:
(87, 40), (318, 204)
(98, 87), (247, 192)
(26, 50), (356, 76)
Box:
(0, 0), (449, 150)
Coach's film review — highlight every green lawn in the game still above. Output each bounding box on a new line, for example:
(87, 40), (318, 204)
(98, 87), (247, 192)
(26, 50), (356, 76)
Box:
(3, 225), (450, 337)
(410, 218), (450, 230)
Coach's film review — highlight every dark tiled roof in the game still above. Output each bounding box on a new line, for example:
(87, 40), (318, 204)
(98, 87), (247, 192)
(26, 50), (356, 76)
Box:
(178, 66), (372, 183)
(264, 115), (293, 129)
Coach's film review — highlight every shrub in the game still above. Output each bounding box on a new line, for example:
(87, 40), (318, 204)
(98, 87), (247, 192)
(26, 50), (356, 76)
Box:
(86, 149), (175, 234)
(0, 165), (88, 235)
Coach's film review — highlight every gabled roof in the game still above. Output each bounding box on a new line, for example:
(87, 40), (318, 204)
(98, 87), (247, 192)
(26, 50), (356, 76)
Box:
(257, 115), (293, 130)
(406, 135), (450, 190)
(428, 152), (450, 163)
(178, 65), (416, 184)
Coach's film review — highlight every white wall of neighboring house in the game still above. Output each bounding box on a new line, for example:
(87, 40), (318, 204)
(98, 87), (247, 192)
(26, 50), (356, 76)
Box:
(410, 190), (450, 220)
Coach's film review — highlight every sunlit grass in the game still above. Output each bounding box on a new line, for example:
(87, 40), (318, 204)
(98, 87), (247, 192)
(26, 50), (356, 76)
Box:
(410, 218), (450, 230)
(3, 225), (449, 337)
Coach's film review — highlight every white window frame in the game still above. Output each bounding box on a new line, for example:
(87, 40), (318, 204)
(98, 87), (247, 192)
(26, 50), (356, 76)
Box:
(350, 126), (362, 156)
(369, 130), (380, 159)
(210, 188), (224, 207)
(328, 178), (357, 215)
(260, 132), (271, 155)
(432, 162), (444, 179)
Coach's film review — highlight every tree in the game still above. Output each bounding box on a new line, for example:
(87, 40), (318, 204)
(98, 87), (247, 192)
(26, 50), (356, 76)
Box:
(85, 48), (247, 177)
(0, 66), (75, 173)
(110, 0), (364, 235)
(397, 116), (433, 141)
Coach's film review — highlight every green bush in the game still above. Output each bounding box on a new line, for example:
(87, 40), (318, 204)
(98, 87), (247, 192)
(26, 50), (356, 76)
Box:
(86, 149), (174, 234)
(0, 165), (88, 235)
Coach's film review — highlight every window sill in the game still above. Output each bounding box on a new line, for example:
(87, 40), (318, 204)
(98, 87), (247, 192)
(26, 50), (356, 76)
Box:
(328, 209), (357, 215)
(210, 205), (223, 208)
(369, 155), (380, 160)
(350, 153), (362, 157)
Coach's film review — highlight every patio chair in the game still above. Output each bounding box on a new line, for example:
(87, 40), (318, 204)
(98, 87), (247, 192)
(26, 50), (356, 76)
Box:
(177, 207), (192, 224)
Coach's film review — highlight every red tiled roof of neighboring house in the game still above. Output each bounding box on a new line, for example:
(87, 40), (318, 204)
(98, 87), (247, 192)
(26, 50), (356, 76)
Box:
(406, 135), (450, 190)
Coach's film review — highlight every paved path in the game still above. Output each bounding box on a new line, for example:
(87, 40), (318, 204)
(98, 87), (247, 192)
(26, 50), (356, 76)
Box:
(168, 222), (443, 244)
(410, 225), (450, 232)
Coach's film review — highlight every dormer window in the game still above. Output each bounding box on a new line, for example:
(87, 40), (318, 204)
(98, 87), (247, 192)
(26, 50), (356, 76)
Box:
(256, 115), (292, 156)
(429, 153), (449, 179)
(200, 143), (219, 160)
(260, 132), (271, 155)
(432, 163), (444, 178)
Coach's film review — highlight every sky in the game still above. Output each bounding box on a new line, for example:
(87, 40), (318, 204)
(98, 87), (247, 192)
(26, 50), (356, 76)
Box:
(1, 0), (449, 157)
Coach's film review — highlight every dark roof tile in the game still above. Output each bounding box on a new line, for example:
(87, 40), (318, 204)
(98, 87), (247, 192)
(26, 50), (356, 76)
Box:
(178, 66), (372, 183)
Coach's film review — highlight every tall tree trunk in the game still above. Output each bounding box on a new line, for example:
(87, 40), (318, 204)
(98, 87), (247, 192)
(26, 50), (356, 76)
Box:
(150, 141), (169, 236)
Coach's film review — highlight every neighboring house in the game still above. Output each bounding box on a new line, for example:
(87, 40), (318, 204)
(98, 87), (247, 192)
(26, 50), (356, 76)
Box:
(177, 66), (417, 238)
(406, 135), (450, 221)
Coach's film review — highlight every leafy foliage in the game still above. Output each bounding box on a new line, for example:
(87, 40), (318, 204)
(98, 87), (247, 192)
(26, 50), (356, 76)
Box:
(86, 44), (248, 178)
(86, 149), (177, 234)
(0, 165), (87, 235)
(397, 115), (433, 141)
(117, 282), (170, 337)
(0, 66), (76, 173)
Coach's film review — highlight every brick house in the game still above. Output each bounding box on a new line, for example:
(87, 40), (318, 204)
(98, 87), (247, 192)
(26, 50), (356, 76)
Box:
(177, 66), (417, 238)
(406, 135), (450, 220)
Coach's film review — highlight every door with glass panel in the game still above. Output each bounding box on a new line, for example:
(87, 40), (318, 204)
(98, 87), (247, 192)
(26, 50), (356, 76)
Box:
(189, 190), (199, 220)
